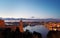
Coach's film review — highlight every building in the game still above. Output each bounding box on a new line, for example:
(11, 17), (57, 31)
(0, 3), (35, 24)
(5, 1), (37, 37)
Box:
(0, 19), (24, 32)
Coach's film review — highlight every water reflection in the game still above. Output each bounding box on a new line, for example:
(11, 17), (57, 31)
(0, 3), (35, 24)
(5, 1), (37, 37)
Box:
(24, 25), (49, 38)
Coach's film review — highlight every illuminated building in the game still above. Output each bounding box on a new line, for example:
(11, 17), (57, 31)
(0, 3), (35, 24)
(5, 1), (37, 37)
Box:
(19, 20), (24, 32)
(0, 19), (5, 28)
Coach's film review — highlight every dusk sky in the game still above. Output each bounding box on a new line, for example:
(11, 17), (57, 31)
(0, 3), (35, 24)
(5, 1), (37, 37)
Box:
(0, 0), (60, 18)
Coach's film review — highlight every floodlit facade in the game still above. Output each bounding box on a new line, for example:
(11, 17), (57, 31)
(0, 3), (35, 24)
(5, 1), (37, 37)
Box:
(45, 22), (60, 31)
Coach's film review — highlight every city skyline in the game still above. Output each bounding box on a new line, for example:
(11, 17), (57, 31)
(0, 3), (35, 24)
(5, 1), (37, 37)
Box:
(0, 0), (60, 18)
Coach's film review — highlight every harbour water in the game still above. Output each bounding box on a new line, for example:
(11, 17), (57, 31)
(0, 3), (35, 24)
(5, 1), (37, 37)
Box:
(24, 25), (49, 38)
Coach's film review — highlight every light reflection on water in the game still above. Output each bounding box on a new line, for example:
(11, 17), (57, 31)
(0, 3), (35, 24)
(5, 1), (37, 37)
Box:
(24, 25), (49, 38)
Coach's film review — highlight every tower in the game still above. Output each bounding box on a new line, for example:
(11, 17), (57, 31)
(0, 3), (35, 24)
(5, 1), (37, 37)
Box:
(0, 20), (5, 28)
(19, 19), (24, 32)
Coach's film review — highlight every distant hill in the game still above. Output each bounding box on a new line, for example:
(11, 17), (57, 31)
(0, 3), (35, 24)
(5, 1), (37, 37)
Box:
(0, 18), (60, 22)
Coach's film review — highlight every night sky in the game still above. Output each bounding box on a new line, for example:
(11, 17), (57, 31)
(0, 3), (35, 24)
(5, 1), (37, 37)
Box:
(0, 0), (60, 18)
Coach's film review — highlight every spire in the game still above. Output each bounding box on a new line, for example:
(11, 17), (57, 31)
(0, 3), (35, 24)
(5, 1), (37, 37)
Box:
(19, 19), (24, 32)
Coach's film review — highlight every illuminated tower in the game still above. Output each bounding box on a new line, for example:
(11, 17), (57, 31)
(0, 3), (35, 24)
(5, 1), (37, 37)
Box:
(0, 19), (5, 28)
(19, 19), (24, 32)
